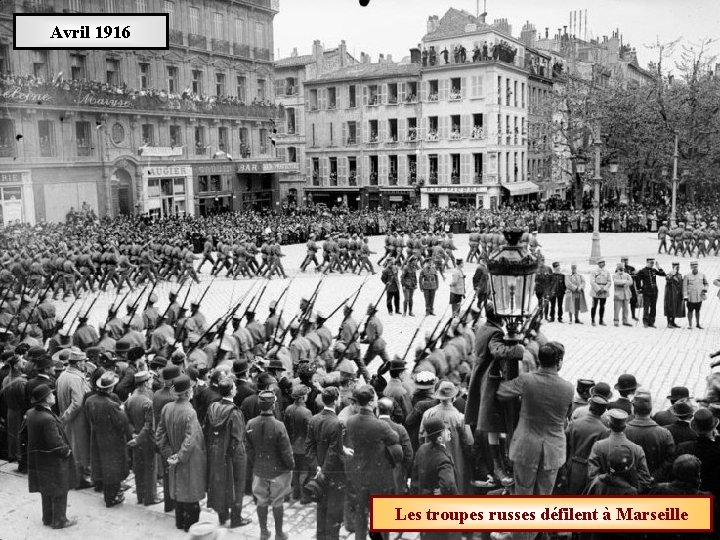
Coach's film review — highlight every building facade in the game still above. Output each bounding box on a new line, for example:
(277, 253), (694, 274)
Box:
(0, 0), (289, 224)
(274, 40), (356, 209)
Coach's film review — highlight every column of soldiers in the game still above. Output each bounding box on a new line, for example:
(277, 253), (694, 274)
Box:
(660, 220), (720, 258)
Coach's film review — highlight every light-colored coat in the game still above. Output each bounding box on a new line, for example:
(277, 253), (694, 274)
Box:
(449, 267), (466, 295)
(613, 271), (632, 301)
(564, 273), (588, 313)
(683, 272), (708, 303)
(497, 368), (574, 470)
(590, 268), (611, 299)
(56, 367), (91, 467)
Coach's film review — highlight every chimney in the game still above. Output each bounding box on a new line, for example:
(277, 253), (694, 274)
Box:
(520, 21), (536, 47)
(386, 54), (393, 63)
(379, 53), (385, 63)
(338, 40), (347, 67)
(291, 47), (298, 57)
(545, 27), (549, 39)
(426, 15), (440, 34)
(360, 52), (370, 64)
(410, 47), (421, 64)
(312, 40), (323, 62)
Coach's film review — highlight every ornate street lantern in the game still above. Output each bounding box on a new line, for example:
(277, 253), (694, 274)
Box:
(661, 166), (669, 179)
(487, 229), (539, 341)
(574, 155), (587, 174)
(609, 159), (619, 174)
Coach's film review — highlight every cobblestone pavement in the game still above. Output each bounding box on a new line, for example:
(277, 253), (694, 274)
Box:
(3, 232), (719, 539)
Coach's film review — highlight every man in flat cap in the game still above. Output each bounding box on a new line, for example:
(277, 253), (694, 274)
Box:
(246, 389), (294, 540)
(126, 370), (159, 506)
(56, 347), (91, 489)
(587, 408), (652, 492)
(624, 389), (675, 479)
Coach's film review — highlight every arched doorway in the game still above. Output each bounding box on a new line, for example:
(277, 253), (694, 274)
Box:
(112, 168), (133, 215)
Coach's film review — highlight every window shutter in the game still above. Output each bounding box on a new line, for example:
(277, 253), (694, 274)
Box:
(461, 77), (467, 99)
(306, 157), (312, 182)
(419, 153), (426, 180)
(420, 81), (427, 101)
(439, 154), (446, 184)
(420, 117), (427, 140)
(379, 121), (387, 142)
(321, 157), (328, 185)
(398, 82), (406, 102)
(399, 118), (406, 141)
(439, 79), (448, 101)
(356, 120), (363, 143)
(341, 122), (347, 146)
(339, 156), (347, 184)
(398, 155), (407, 185)
(379, 155), (387, 185)
(439, 116), (448, 139)
(461, 153), (470, 184)
(461, 115), (470, 138)
(362, 86), (368, 106)
(379, 84), (387, 104)
(364, 156), (370, 184)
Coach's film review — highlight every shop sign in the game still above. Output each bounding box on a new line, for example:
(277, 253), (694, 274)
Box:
(0, 172), (24, 183)
(146, 165), (191, 177)
(236, 161), (300, 174)
(140, 146), (184, 157)
(196, 164), (235, 175)
(77, 93), (131, 109)
(422, 186), (488, 194)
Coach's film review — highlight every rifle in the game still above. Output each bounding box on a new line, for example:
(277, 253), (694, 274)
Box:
(272, 276), (295, 311)
(249, 277), (271, 313)
(144, 280), (158, 311)
(65, 294), (93, 334)
(17, 278), (56, 340)
(0, 278), (17, 312)
(325, 275), (369, 321)
(338, 282), (389, 359)
(299, 274), (326, 324)
(271, 286), (293, 344)
(194, 277), (216, 309)
(58, 297), (79, 328)
(422, 305), (450, 355)
(519, 296), (548, 339)
(400, 315), (428, 363)
(112, 286), (133, 313)
(157, 281), (188, 327)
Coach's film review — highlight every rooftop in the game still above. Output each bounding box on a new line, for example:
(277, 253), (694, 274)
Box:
(306, 62), (420, 84)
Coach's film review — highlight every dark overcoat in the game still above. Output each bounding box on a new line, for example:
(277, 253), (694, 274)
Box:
(27, 405), (76, 496)
(84, 392), (132, 484)
(664, 273), (686, 318)
(204, 400), (246, 512)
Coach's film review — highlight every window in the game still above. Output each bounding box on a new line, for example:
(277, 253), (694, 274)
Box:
(192, 69), (203, 94)
(257, 79), (266, 101)
(164, 1), (175, 29)
(497, 76), (503, 105)
(388, 155), (398, 185)
(255, 22), (265, 48)
(38, 120), (55, 157)
(427, 116), (439, 141)
(506, 78), (511, 106)
(369, 156), (379, 185)
(286, 108), (296, 134)
(451, 154), (460, 184)
(428, 80), (439, 101)
(514, 81), (518, 107)
(0, 119), (14, 157)
(139, 62), (150, 89)
(104, 0), (115, 11)
(368, 120), (379, 142)
(148, 179), (160, 198)
(33, 51), (49, 80)
(67, 0), (81, 12)
(407, 118), (417, 141)
(167, 66), (178, 93)
(259, 128), (268, 154)
(135, 0), (147, 13)
(239, 127), (249, 156)
(406, 82), (418, 102)
(329, 157), (338, 186)
(349, 85), (356, 108)
(407, 154), (417, 184)
(429, 154), (438, 184)
(473, 153), (483, 183)
(309, 89), (318, 110)
(194, 126), (206, 154)
(215, 73), (225, 96)
(347, 121), (357, 144)
(450, 77), (462, 100)
(388, 83), (398, 104)
(312, 158), (320, 186)
(328, 87), (337, 109)
(234, 18), (244, 43)
(471, 113), (484, 139)
(189, 7), (200, 35)
(388, 119), (398, 142)
(198, 176), (209, 192)
(70, 54), (86, 81)
(214, 12), (224, 39)
(75, 121), (92, 156)
(348, 157), (357, 186)
(450, 115), (461, 139)
(368, 84), (379, 105)
(218, 127), (229, 151)
(169, 125), (182, 147)
(288, 147), (297, 163)
(105, 58), (119, 85)
(174, 178), (186, 195)
(141, 124), (155, 146)
(236, 76), (246, 102)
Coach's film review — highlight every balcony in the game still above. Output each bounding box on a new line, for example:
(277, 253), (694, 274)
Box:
(429, 173), (438, 185)
(387, 96), (398, 105)
(346, 137), (357, 145)
(449, 130), (462, 141)
(211, 38), (230, 55)
(189, 34), (207, 49)
(406, 129), (418, 142)
(470, 127), (485, 140)
(473, 174), (483, 184)
(312, 174), (320, 186)
(388, 175), (398, 186)
(234, 43), (251, 58)
(348, 174), (357, 187)
(194, 143), (207, 155)
(426, 131), (440, 142)
(254, 47), (271, 61)
(169, 29), (184, 46)
(386, 135), (399, 145)
(427, 93), (439, 102)
(368, 95), (380, 106)
(327, 101), (336, 110)
(451, 175), (460, 185)
(76, 145), (92, 157)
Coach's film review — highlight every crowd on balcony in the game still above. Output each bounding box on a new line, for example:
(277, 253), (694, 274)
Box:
(0, 73), (276, 116)
(422, 40), (519, 67)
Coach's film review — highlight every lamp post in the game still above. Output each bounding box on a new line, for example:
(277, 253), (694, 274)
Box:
(670, 133), (679, 228)
(486, 229), (540, 342)
(588, 121), (603, 264)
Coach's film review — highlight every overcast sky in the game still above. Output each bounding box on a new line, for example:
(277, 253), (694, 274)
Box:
(274, 0), (720, 70)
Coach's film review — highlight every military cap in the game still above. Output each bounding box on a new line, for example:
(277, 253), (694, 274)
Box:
(576, 379), (595, 393)
(607, 408), (629, 427)
(172, 375), (192, 393)
(258, 390), (276, 404)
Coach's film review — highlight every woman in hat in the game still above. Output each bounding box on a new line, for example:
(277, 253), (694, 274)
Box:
(419, 380), (474, 493)
(84, 371), (132, 507)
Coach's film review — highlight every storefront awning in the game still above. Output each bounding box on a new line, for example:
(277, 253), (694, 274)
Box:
(502, 181), (540, 196)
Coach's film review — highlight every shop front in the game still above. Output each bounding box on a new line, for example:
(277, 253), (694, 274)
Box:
(0, 170), (35, 226)
(141, 165), (194, 219)
(501, 181), (540, 203)
(381, 188), (416, 209)
(307, 188), (361, 210)
(194, 163), (235, 216)
(236, 161), (300, 213)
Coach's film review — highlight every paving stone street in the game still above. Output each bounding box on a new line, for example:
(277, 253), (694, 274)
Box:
(2, 231), (719, 540)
